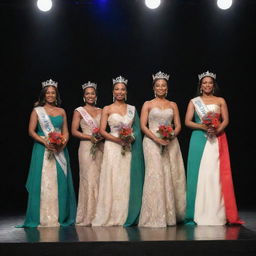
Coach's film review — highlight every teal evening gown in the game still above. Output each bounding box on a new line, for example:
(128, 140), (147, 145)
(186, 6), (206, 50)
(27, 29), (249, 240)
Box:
(17, 115), (76, 228)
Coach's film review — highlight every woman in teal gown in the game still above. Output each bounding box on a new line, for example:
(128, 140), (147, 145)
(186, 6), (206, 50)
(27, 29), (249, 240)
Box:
(17, 79), (76, 228)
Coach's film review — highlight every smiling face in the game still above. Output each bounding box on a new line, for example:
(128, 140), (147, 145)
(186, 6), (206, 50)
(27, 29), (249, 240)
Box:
(200, 76), (215, 95)
(153, 79), (168, 98)
(84, 87), (97, 105)
(113, 82), (127, 101)
(44, 86), (57, 104)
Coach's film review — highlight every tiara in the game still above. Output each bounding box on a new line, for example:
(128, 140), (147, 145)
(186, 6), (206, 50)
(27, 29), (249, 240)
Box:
(198, 70), (216, 81)
(112, 75), (128, 85)
(81, 81), (97, 90)
(42, 79), (58, 88)
(152, 71), (170, 81)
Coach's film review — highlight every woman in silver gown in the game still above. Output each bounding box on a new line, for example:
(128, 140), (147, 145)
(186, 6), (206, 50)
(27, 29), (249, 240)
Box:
(139, 71), (186, 227)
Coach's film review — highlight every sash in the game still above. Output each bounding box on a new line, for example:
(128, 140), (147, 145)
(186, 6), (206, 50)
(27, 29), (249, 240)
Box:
(191, 96), (209, 121)
(76, 107), (98, 130)
(191, 98), (243, 224)
(35, 107), (67, 176)
(127, 104), (135, 122)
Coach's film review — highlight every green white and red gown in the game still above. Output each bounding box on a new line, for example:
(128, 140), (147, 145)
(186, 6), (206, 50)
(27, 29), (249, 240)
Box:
(185, 97), (243, 225)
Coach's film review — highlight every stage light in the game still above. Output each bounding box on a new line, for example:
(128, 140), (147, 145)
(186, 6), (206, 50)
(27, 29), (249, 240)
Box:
(217, 0), (232, 10)
(37, 0), (53, 12)
(145, 0), (161, 9)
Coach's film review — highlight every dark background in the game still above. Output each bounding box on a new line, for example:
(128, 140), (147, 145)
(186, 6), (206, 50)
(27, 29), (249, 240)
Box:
(1, 0), (255, 213)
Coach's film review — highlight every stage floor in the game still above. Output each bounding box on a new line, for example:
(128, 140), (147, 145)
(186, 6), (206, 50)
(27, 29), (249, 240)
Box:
(0, 210), (255, 243)
(1, 210), (256, 256)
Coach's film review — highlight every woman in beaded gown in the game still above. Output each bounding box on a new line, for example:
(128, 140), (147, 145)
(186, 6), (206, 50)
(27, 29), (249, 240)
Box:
(17, 79), (76, 228)
(184, 71), (243, 225)
(138, 71), (186, 228)
(92, 76), (144, 227)
(71, 81), (103, 226)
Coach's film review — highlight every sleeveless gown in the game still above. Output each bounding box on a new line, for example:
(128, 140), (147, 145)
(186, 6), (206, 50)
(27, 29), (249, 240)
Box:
(139, 107), (186, 227)
(92, 105), (144, 226)
(17, 115), (77, 228)
(185, 104), (243, 225)
(76, 113), (104, 226)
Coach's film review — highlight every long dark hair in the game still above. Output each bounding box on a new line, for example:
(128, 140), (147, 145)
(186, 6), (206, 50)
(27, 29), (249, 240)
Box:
(34, 85), (62, 107)
(196, 76), (221, 97)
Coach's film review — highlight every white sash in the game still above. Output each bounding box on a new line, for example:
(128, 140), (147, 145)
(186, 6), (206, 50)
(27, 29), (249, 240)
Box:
(191, 96), (209, 122)
(127, 104), (135, 121)
(76, 107), (98, 130)
(35, 107), (67, 176)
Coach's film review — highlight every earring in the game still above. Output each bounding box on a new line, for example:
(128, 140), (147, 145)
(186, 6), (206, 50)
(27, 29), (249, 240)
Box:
(165, 91), (168, 97)
(113, 95), (115, 102)
(212, 88), (215, 94)
(125, 94), (127, 101)
(154, 91), (156, 98)
(95, 97), (97, 105)
(55, 100), (57, 106)
(200, 88), (203, 94)
(83, 97), (85, 102)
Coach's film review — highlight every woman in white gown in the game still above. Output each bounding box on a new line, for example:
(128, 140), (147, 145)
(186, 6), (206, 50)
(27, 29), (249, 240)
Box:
(92, 76), (144, 227)
(71, 81), (103, 226)
(139, 71), (186, 227)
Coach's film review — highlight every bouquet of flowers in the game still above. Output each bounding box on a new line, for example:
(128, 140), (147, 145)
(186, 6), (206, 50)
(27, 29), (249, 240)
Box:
(90, 127), (103, 159)
(202, 111), (220, 138)
(118, 125), (135, 156)
(47, 131), (66, 159)
(157, 124), (175, 154)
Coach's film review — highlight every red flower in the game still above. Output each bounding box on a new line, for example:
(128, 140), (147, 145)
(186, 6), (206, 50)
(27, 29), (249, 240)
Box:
(211, 117), (220, 128)
(46, 131), (66, 159)
(118, 126), (134, 155)
(202, 112), (220, 128)
(92, 127), (100, 134)
(202, 112), (220, 138)
(90, 127), (103, 159)
(157, 125), (174, 140)
(48, 131), (65, 145)
(157, 124), (175, 154)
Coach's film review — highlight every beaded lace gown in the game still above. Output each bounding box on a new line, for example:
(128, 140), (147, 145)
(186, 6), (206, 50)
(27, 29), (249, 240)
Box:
(92, 105), (135, 226)
(139, 107), (186, 227)
(76, 113), (104, 226)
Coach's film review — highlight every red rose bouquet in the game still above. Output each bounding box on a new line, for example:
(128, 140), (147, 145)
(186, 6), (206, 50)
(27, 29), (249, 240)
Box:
(157, 124), (175, 154)
(119, 125), (135, 156)
(47, 131), (66, 159)
(90, 127), (103, 159)
(202, 111), (220, 138)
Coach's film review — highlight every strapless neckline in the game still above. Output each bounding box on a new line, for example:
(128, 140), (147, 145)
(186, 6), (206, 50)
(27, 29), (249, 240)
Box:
(149, 107), (173, 113)
(49, 115), (62, 118)
(109, 112), (127, 119)
(206, 104), (219, 106)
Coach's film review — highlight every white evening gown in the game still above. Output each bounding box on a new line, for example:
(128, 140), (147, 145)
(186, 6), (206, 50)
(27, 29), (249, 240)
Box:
(92, 105), (135, 226)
